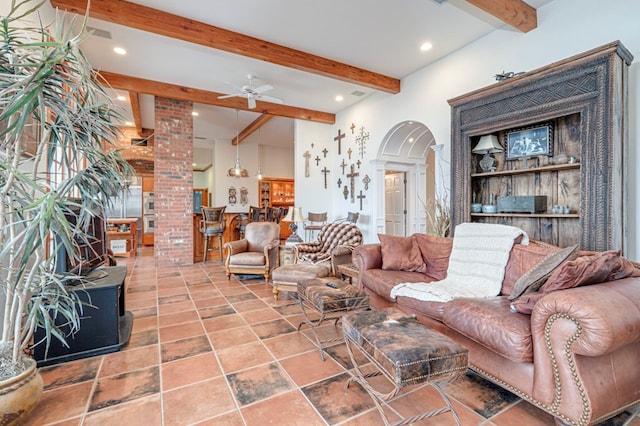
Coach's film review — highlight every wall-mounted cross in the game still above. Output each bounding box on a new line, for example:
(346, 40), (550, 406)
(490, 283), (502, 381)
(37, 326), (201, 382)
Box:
(343, 185), (349, 200)
(355, 126), (369, 159)
(346, 164), (359, 203)
(337, 178), (342, 188)
(347, 148), (352, 160)
(362, 174), (371, 190)
(350, 123), (356, 134)
(334, 129), (345, 155)
(321, 167), (330, 189)
(315, 155), (321, 166)
(340, 159), (347, 174)
(303, 151), (311, 177)
(322, 148), (328, 158)
(356, 160), (361, 169)
(357, 190), (366, 211)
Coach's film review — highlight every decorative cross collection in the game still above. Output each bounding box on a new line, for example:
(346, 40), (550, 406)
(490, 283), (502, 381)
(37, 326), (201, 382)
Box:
(346, 164), (359, 203)
(356, 160), (361, 169)
(315, 155), (321, 166)
(337, 178), (342, 188)
(350, 123), (356, 134)
(303, 151), (311, 177)
(340, 159), (347, 174)
(357, 190), (366, 210)
(334, 129), (345, 155)
(343, 185), (349, 200)
(347, 147), (352, 160)
(322, 148), (328, 158)
(321, 167), (330, 189)
(355, 126), (369, 159)
(362, 175), (371, 190)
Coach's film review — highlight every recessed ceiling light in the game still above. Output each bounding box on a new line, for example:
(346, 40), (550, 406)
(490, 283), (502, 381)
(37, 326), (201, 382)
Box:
(125, 121), (133, 126)
(408, 137), (415, 143)
(116, 95), (126, 101)
(420, 42), (433, 52)
(335, 95), (344, 102)
(192, 111), (199, 116)
(113, 47), (127, 55)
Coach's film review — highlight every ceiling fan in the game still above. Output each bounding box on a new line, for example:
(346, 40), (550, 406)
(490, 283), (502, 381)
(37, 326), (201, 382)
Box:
(218, 74), (284, 109)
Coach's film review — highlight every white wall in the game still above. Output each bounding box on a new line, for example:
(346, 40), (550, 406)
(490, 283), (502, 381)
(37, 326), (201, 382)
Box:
(294, 0), (640, 259)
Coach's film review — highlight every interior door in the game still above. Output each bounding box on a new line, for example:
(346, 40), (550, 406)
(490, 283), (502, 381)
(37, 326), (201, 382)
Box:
(385, 172), (406, 236)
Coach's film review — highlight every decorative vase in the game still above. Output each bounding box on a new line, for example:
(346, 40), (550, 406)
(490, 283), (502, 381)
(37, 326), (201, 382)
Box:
(0, 357), (44, 426)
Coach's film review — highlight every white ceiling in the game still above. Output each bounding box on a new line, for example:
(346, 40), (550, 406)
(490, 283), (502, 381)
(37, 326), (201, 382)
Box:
(32, 0), (552, 150)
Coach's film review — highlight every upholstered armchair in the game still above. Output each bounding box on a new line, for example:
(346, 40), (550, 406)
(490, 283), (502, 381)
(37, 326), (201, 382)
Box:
(293, 222), (363, 274)
(223, 222), (280, 281)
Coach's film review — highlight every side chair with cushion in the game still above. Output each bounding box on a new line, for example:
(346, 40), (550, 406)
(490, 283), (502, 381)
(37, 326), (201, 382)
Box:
(223, 221), (280, 282)
(335, 211), (359, 224)
(199, 206), (226, 262)
(294, 222), (363, 274)
(303, 211), (327, 241)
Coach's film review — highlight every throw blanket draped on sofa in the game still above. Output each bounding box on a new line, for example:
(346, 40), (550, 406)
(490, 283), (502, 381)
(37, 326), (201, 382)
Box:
(390, 223), (528, 302)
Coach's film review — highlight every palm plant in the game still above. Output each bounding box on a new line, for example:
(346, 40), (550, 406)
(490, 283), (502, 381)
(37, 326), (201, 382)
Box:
(0, 0), (132, 379)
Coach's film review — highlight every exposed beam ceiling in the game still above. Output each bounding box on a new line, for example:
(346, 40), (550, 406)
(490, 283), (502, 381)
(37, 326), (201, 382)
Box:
(232, 114), (274, 146)
(50, 0), (401, 94)
(127, 91), (142, 135)
(97, 71), (335, 124)
(465, 0), (537, 33)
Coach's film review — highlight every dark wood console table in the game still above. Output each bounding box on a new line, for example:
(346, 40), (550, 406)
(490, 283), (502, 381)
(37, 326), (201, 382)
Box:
(33, 266), (133, 367)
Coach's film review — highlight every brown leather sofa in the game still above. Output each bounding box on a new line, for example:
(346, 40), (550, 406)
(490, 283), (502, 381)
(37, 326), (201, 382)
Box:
(352, 234), (640, 426)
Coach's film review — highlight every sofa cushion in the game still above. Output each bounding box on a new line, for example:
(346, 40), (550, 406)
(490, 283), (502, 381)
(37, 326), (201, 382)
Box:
(378, 234), (425, 272)
(360, 269), (435, 302)
(396, 296), (446, 322)
(508, 245), (579, 301)
(502, 240), (559, 296)
(443, 297), (533, 363)
(413, 234), (452, 281)
(510, 250), (640, 314)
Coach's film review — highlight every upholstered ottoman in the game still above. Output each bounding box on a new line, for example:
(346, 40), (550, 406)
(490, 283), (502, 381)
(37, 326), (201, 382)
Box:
(271, 263), (330, 300)
(297, 277), (369, 360)
(342, 308), (468, 425)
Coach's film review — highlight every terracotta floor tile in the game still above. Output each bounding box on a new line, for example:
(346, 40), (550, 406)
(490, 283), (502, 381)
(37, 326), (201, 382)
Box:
(198, 304), (236, 320)
(159, 320), (205, 343)
(162, 377), (236, 426)
(189, 288), (222, 300)
(250, 318), (296, 339)
(262, 331), (316, 360)
(193, 296), (228, 309)
(194, 410), (245, 426)
(202, 313), (246, 333)
(226, 292), (258, 303)
(83, 394), (162, 426)
(126, 297), (157, 310)
(157, 286), (188, 297)
(489, 399), (556, 425)
(158, 293), (191, 305)
(158, 309), (201, 327)
(89, 366), (160, 411)
(208, 325), (258, 349)
(22, 381), (93, 425)
(232, 298), (269, 313)
(157, 300), (195, 316)
(161, 352), (222, 390)
(131, 306), (158, 319)
(240, 307), (281, 324)
(130, 314), (158, 333)
(241, 390), (325, 426)
(441, 370), (519, 418)
(279, 350), (345, 386)
(217, 341), (274, 373)
(160, 335), (212, 363)
(124, 329), (158, 350)
(226, 362), (294, 406)
(39, 357), (102, 390)
(126, 289), (157, 302)
(99, 344), (159, 377)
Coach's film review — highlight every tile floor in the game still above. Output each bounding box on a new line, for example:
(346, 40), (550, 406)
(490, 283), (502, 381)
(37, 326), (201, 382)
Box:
(23, 247), (639, 425)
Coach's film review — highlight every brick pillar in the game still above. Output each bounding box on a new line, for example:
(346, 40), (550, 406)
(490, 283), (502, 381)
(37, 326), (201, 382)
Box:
(154, 97), (194, 265)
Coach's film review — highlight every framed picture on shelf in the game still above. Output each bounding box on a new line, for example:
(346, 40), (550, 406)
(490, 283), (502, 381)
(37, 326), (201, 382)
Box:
(504, 122), (554, 160)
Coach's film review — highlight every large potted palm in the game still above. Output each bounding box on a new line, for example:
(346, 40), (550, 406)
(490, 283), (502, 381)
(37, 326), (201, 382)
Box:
(0, 2), (132, 422)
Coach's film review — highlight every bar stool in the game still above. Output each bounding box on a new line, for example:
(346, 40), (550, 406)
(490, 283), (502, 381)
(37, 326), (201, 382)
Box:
(200, 206), (226, 262)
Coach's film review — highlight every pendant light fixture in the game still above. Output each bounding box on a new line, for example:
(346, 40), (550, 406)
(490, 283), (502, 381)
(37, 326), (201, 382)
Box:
(228, 109), (248, 178)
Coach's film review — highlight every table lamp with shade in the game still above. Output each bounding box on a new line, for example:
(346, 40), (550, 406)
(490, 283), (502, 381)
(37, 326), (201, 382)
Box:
(472, 134), (503, 172)
(283, 207), (304, 244)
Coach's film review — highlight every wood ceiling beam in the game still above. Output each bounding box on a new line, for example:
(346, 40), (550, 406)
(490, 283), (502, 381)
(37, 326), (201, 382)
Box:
(97, 71), (335, 124)
(50, 0), (400, 94)
(465, 0), (537, 32)
(127, 90), (142, 135)
(232, 114), (273, 146)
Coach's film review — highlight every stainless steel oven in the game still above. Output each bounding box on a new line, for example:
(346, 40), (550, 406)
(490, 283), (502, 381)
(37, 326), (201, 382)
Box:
(143, 215), (154, 235)
(143, 192), (154, 215)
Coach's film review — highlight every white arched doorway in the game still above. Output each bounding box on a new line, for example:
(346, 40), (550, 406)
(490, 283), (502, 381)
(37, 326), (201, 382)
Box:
(371, 121), (436, 236)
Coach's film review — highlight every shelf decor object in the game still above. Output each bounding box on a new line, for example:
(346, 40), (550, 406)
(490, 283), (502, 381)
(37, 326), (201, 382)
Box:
(283, 207), (305, 244)
(472, 134), (503, 172)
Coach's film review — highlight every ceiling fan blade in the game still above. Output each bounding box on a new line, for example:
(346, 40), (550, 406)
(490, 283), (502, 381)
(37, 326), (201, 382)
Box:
(259, 94), (284, 104)
(253, 84), (273, 94)
(217, 93), (242, 99)
(248, 97), (257, 109)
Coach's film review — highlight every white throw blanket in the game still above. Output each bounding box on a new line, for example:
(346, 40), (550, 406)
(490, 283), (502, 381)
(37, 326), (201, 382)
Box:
(390, 223), (529, 302)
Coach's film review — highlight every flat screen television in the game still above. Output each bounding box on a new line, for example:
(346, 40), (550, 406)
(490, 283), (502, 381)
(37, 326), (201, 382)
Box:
(54, 203), (108, 277)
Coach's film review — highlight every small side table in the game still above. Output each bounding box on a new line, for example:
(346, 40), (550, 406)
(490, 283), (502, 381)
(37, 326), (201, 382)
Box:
(279, 244), (295, 266)
(343, 308), (468, 425)
(297, 277), (369, 360)
(336, 263), (359, 286)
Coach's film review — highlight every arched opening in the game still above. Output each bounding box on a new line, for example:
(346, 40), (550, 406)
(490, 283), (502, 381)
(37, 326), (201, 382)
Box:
(371, 121), (437, 237)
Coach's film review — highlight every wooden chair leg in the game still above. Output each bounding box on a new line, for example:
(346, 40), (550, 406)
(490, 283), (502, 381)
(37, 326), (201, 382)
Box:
(203, 235), (209, 263)
(217, 234), (223, 260)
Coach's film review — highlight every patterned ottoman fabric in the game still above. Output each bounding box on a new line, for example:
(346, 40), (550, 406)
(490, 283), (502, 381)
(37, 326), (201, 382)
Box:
(297, 278), (369, 313)
(272, 264), (330, 284)
(342, 308), (468, 386)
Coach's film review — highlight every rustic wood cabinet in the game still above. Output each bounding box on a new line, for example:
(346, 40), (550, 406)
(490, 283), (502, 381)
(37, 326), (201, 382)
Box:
(258, 177), (295, 240)
(449, 42), (632, 252)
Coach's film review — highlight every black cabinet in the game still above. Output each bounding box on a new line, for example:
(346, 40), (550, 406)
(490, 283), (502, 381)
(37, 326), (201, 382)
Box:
(34, 266), (133, 367)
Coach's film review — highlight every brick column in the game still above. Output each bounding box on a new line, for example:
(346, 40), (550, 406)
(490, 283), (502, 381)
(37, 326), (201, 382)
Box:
(154, 97), (194, 265)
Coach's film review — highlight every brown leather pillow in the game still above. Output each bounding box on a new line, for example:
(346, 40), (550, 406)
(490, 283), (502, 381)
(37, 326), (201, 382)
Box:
(413, 233), (452, 280)
(378, 234), (425, 272)
(508, 245), (579, 301)
(510, 250), (640, 314)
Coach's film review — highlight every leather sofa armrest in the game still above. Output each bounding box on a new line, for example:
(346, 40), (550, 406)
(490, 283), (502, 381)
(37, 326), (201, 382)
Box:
(531, 278), (640, 356)
(352, 244), (382, 271)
